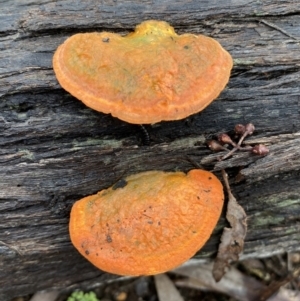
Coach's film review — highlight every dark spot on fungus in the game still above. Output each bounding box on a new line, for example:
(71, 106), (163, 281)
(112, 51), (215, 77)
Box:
(102, 37), (110, 43)
(112, 179), (128, 190)
(208, 176), (212, 180)
(106, 234), (112, 243)
(85, 250), (90, 255)
(184, 45), (189, 49)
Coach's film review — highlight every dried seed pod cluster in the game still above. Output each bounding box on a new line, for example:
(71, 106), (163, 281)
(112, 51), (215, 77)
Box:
(208, 123), (269, 159)
(69, 170), (224, 276)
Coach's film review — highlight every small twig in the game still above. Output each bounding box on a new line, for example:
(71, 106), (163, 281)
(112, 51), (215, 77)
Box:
(0, 240), (23, 256)
(221, 169), (232, 197)
(259, 19), (299, 41)
(236, 123), (255, 147)
(185, 155), (202, 169)
(139, 124), (150, 146)
(220, 147), (239, 160)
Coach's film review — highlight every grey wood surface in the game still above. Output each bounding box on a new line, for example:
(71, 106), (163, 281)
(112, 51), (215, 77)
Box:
(1, 1), (300, 299)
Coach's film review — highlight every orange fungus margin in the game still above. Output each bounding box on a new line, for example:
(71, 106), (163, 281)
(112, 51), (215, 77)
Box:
(53, 20), (233, 124)
(69, 169), (224, 276)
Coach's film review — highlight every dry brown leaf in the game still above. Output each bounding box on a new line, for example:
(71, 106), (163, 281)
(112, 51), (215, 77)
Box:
(154, 274), (184, 301)
(212, 170), (247, 282)
(266, 288), (300, 301)
(173, 262), (265, 301)
(259, 267), (300, 301)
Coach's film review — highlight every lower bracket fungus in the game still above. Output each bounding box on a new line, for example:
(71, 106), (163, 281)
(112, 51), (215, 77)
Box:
(69, 169), (224, 276)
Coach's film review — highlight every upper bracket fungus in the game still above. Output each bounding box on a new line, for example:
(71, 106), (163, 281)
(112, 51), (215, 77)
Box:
(53, 20), (233, 124)
(69, 169), (224, 276)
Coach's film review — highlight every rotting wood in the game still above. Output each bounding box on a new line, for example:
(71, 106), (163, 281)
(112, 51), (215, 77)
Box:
(1, 1), (300, 300)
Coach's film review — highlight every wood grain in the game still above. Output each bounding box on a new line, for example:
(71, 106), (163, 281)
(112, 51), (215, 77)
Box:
(1, 1), (300, 299)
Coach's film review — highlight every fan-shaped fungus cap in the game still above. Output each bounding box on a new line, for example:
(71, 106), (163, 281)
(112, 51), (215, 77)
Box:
(69, 169), (224, 276)
(53, 20), (232, 124)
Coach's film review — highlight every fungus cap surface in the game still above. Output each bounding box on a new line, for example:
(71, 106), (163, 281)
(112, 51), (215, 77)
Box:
(53, 20), (232, 124)
(69, 169), (224, 276)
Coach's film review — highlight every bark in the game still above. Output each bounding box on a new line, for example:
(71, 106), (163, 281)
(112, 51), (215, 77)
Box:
(1, 0), (300, 299)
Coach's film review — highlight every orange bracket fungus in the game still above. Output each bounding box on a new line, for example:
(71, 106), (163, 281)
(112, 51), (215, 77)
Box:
(69, 169), (224, 276)
(53, 20), (233, 124)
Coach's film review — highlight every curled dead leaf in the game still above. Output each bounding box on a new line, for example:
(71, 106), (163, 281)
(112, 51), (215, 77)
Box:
(213, 170), (248, 282)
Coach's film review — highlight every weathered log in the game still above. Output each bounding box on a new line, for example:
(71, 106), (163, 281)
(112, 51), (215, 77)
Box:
(1, 1), (300, 300)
